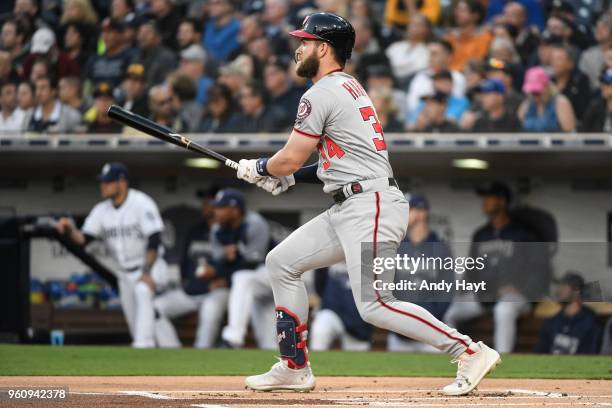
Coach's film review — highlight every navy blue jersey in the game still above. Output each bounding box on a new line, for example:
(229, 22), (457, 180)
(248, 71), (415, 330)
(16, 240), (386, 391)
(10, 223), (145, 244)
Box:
(209, 212), (270, 282)
(535, 306), (602, 355)
(469, 220), (539, 302)
(316, 263), (372, 342)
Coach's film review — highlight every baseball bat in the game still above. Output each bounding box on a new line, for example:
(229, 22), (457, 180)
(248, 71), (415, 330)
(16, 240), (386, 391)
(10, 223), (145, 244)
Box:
(107, 105), (239, 170)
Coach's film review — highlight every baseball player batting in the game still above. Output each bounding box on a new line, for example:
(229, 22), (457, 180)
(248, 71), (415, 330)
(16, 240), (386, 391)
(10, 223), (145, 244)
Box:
(236, 12), (501, 396)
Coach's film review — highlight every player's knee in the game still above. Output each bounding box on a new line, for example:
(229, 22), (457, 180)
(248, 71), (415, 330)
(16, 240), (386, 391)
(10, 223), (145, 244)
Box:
(265, 247), (286, 279)
(134, 281), (153, 299)
(356, 302), (381, 326)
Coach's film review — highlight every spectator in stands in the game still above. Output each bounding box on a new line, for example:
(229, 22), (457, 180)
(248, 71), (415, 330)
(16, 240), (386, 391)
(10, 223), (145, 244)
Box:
(406, 39), (466, 116)
(468, 79), (521, 132)
(262, 0), (291, 58)
(369, 86), (404, 132)
(22, 27), (80, 80)
(529, 30), (563, 68)
(60, 0), (99, 26)
(496, 2), (540, 64)
(247, 37), (275, 70)
(535, 272), (602, 354)
(235, 81), (288, 133)
(0, 50), (19, 84)
(385, 13), (431, 86)
(347, 17), (388, 83)
(445, 0), (493, 71)
(17, 81), (34, 112)
(548, 0), (594, 49)
(150, 0), (181, 50)
(154, 187), (230, 348)
(366, 64), (407, 122)
(388, 194), (453, 352)
(489, 36), (521, 67)
(0, 80), (26, 133)
(148, 84), (187, 132)
(484, 58), (522, 113)
(13, 0), (51, 32)
(60, 22), (94, 73)
(24, 77), (81, 133)
(384, 0), (440, 29)
(518, 66), (575, 132)
(444, 182), (535, 353)
(169, 73), (203, 132)
(550, 44), (591, 123)
(311, 263), (372, 351)
(545, 14), (582, 48)
(84, 18), (134, 87)
(1, 19), (28, 74)
(264, 58), (304, 119)
(581, 69), (612, 133)
(579, 14), (612, 89)
(134, 20), (177, 89)
(58, 76), (86, 114)
(197, 83), (240, 133)
(178, 44), (214, 107)
(120, 63), (148, 118)
(85, 82), (121, 133)
(203, 0), (241, 62)
(110, 0), (136, 23)
(412, 91), (460, 133)
(177, 18), (203, 50)
(29, 58), (51, 83)
(217, 58), (249, 99)
(486, 0), (545, 31)
(233, 14), (264, 60)
(409, 70), (469, 126)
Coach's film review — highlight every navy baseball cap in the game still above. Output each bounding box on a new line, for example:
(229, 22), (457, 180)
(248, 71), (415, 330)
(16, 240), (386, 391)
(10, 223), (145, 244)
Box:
(476, 181), (512, 203)
(97, 162), (129, 182)
(213, 188), (245, 212)
(405, 193), (430, 210)
(478, 79), (506, 94)
(600, 69), (612, 85)
(558, 272), (585, 293)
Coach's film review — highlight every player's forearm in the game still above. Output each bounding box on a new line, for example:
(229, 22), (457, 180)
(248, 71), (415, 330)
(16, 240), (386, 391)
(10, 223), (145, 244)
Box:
(142, 249), (158, 275)
(265, 149), (305, 176)
(67, 228), (86, 246)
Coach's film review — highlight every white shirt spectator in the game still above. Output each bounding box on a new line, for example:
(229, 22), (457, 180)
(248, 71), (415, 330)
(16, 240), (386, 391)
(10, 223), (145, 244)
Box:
(385, 41), (430, 81)
(0, 108), (26, 133)
(406, 69), (466, 114)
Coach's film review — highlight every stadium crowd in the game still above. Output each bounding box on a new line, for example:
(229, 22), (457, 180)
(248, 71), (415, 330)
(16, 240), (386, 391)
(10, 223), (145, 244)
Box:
(0, 0), (611, 135)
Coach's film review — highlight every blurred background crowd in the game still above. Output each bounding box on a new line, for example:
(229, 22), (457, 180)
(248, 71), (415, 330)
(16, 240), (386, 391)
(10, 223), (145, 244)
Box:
(0, 0), (611, 135)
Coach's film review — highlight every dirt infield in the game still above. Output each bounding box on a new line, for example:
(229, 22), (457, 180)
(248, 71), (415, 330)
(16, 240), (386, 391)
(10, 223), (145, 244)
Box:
(1, 376), (611, 407)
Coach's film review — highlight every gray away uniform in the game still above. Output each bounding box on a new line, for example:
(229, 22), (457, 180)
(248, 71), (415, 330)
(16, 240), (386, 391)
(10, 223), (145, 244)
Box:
(269, 71), (473, 359)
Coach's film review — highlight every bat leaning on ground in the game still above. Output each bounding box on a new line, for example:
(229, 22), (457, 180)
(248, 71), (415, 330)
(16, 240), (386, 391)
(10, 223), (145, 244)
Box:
(107, 105), (239, 170)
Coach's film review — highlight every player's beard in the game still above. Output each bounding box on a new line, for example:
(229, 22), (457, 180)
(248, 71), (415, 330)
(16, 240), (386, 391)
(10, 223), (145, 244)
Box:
(296, 51), (320, 79)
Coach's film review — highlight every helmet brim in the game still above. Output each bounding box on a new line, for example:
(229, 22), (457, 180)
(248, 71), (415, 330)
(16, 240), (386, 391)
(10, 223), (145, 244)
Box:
(289, 29), (322, 40)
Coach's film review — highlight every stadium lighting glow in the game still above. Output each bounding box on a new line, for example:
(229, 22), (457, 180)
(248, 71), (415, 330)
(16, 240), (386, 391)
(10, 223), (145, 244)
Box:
(452, 158), (489, 170)
(185, 158), (221, 169)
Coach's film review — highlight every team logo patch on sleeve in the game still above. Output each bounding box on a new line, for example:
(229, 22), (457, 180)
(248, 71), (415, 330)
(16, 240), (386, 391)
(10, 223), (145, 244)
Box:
(296, 98), (312, 121)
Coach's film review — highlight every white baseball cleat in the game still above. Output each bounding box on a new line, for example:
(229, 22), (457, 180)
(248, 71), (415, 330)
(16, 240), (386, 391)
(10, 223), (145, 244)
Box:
(442, 341), (501, 396)
(245, 359), (316, 392)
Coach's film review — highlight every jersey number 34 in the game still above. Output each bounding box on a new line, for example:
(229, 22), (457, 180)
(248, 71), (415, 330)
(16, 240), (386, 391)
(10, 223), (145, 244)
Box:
(318, 106), (387, 170)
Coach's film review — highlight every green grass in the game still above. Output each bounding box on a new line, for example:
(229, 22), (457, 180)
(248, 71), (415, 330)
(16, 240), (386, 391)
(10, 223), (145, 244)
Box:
(1, 345), (611, 379)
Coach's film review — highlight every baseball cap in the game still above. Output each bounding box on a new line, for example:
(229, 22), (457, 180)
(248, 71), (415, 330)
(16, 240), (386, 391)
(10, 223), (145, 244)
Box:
(405, 193), (429, 210)
(93, 82), (114, 99)
(485, 58), (514, 75)
(476, 181), (512, 202)
(213, 188), (245, 212)
(600, 68), (612, 85)
(180, 44), (206, 63)
(478, 79), (506, 94)
(522, 67), (550, 94)
(97, 162), (129, 182)
(31, 27), (56, 53)
(126, 63), (145, 80)
(421, 90), (449, 103)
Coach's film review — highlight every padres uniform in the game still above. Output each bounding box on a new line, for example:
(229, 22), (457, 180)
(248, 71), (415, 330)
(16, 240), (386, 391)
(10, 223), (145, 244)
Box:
(82, 188), (168, 348)
(267, 70), (476, 363)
